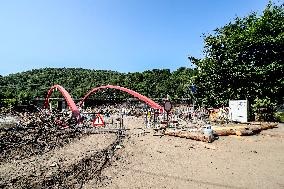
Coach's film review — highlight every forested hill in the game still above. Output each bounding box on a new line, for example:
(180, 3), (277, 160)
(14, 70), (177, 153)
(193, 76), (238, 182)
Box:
(0, 67), (197, 104)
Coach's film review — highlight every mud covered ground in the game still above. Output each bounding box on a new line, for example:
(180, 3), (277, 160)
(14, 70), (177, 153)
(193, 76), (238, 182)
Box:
(96, 118), (284, 189)
(1, 133), (120, 188)
(1, 125), (92, 162)
(1, 114), (284, 189)
(0, 111), (124, 189)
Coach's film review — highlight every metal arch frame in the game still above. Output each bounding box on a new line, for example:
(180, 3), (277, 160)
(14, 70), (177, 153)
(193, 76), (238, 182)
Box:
(44, 85), (80, 118)
(44, 85), (163, 118)
(78, 85), (164, 110)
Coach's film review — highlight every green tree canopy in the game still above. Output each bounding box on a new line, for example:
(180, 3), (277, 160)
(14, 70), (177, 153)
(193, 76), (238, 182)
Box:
(189, 2), (284, 114)
(0, 67), (196, 106)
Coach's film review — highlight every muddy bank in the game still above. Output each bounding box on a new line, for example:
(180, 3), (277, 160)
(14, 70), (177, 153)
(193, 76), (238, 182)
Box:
(0, 133), (123, 189)
(0, 125), (93, 162)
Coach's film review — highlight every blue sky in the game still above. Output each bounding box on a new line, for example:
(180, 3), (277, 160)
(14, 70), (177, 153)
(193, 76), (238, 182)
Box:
(0, 0), (270, 76)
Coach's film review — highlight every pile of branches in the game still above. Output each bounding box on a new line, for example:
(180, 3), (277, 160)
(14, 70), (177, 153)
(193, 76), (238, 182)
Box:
(0, 109), (88, 162)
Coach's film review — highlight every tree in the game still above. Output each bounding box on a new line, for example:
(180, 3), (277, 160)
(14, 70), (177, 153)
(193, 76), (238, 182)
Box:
(189, 2), (284, 119)
(1, 67), (197, 106)
(170, 67), (197, 99)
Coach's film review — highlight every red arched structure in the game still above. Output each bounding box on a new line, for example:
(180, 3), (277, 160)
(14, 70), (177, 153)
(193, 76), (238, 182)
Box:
(79, 85), (163, 110)
(44, 85), (80, 118)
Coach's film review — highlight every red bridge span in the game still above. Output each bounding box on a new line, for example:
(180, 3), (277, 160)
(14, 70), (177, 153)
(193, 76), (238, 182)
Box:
(44, 85), (163, 117)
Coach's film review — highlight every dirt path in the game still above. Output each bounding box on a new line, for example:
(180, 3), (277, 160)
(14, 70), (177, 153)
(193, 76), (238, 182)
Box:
(91, 118), (284, 189)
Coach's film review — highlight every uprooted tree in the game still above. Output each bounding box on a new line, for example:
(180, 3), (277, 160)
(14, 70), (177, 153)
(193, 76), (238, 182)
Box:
(189, 2), (284, 120)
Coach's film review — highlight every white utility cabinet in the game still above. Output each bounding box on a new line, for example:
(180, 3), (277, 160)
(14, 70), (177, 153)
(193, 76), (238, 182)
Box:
(229, 100), (248, 123)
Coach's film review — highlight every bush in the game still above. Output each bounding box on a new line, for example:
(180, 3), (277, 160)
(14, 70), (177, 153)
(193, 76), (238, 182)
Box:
(0, 98), (17, 109)
(275, 112), (284, 122)
(252, 98), (277, 121)
(274, 105), (284, 122)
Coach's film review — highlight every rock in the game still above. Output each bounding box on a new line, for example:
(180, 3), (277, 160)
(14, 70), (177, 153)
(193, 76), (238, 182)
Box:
(50, 162), (57, 167)
(203, 144), (216, 150)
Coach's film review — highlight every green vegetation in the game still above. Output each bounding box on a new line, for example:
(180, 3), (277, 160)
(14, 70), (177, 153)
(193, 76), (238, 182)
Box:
(0, 67), (196, 105)
(189, 2), (284, 119)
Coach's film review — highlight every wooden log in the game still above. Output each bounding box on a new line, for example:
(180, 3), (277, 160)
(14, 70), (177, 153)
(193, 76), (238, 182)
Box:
(235, 129), (254, 136)
(257, 122), (277, 130)
(174, 131), (182, 137)
(213, 122), (278, 136)
(179, 131), (187, 138)
(213, 129), (236, 136)
(164, 129), (213, 143)
(249, 125), (262, 132)
(185, 132), (211, 143)
(267, 122), (278, 129)
(164, 129), (178, 136)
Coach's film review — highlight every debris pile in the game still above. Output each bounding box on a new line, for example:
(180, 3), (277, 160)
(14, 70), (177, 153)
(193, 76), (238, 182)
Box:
(1, 134), (123, 189)
(0, 110), (87, 162)
(82, 103), (147, 117)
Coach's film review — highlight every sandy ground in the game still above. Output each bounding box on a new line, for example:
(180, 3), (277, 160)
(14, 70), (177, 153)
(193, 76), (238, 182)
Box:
(86, 117), (284, 189)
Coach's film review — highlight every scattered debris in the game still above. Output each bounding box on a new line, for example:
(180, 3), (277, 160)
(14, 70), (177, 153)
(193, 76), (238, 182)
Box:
(0, 107), (125, 188)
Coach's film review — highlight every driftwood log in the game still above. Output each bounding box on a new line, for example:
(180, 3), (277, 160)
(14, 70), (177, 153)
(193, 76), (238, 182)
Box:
(164, 129), (214, 143)
(164, 122), (278, 142)
(213, 122), (278, 136)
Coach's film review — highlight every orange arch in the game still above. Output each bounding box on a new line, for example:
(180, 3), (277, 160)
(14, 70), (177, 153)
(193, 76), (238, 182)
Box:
(44, 85), (80, 118)
(79, 85), (163, 110)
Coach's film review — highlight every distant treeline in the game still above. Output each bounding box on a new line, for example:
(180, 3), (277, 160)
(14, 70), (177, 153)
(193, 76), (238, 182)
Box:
(0, 67), (197, 105)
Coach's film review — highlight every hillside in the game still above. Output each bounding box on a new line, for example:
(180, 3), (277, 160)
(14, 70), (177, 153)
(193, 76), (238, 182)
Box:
(0, 67), (196, 104)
